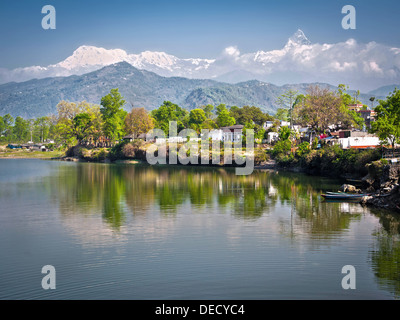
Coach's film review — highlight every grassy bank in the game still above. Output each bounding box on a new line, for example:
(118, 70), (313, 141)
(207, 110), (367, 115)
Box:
(0, 145), (64, 159)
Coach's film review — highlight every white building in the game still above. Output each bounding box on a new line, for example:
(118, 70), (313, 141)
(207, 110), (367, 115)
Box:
(263, 121), (274, 130)
(206, 125), (244, 142)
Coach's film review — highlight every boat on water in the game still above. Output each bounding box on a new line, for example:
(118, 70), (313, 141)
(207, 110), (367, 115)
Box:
(321, 192), (370, 200)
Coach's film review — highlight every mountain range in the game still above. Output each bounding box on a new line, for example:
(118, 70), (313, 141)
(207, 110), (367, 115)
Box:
(1, 29), (400, 91)
(0, 61), (394, 119)
(0, 29), (399, 118)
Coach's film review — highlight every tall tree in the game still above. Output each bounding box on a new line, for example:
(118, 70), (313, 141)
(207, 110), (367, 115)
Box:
(56, 101), (103, 146)
(336, 84), (365, 130)
(188, 108), (207, 133)
(151, 101), (188, 134)
(295, 85), (342, 133)
(34, 116), (51, 143)
(275, 108), (289, 121)
(201, 104), (214, 119)
(100, 88), (127, 145)
(230, 105), (270, 126)
(215, 104), (235, 127)
(2, 114), (14, 140)
(13, 116), (29, 142)
(125, 107), (155, 137)
(371, 88), (400, 153)
(0, 116), (5, 140)
(275, 89), (299, 128)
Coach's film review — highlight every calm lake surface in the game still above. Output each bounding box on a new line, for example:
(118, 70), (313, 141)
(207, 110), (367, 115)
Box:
(0, 158), (399, 300)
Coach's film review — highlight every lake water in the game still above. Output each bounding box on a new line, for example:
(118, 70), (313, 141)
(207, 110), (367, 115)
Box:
(0, 158), (399, 300)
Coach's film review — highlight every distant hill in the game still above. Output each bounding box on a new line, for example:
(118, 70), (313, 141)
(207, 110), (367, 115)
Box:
(0, 61), (386, 118)
(368, 84), (400, 98)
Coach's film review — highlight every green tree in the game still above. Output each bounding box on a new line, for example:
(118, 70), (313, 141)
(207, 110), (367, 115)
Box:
(100, 88), (127, 145)
(216, 104), (235, 127)
(201, 104), (214, 119)
(371, 88), (400, 153)
(0, 116), (4, 139)
(34, 116), (51, 143)
(151, 101), (188, 134)
(275, 89), (299, 127)
(13, 116), (29, 142)
(230, 105), (270, 126)
(336, 84), (365, 130)
(275, 108), (289, 121)
(2, 114), (14, 141)
(56, 101), (103, 146)
(278, 126), (292, 141)
(188, 108), (206, 133)
(73, 113), (93, 144)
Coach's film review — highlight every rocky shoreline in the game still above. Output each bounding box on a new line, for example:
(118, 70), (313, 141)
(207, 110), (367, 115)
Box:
(360, 164), (400, 213)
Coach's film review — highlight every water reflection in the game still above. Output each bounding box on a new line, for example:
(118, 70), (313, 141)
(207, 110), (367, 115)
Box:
(47, 163), (362, 233)
(3, 159), (400, 299)
(369, 209), (400, 298)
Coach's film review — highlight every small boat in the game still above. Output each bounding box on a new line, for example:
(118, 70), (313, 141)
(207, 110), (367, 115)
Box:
(321, 192), (369, 200)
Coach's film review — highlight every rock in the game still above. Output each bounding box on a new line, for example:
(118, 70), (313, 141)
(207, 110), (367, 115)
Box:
(339, 184), (358, 193)
(382, 187), (392, 193)
(360, 196), (373, 205)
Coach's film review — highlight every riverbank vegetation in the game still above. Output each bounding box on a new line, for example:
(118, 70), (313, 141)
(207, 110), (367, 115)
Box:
(1, 83), (398, 175)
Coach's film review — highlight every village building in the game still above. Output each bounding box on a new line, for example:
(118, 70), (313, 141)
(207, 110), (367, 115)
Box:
(328, 130), (380, 149)
(208, 125), (244, 142)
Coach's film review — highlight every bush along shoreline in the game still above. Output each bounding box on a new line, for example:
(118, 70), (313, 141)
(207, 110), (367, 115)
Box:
(58, 140), (270, 168)
(271, 143), (382, 178)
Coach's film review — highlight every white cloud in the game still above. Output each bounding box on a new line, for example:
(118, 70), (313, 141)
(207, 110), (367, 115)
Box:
(223, 46), (241, 58)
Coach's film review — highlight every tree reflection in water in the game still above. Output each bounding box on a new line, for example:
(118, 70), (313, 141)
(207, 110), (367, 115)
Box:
(369, 209), (400, 299)
(45, 162), (400, 297)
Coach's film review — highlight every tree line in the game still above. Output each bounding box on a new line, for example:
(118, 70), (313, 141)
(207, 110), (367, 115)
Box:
(1, 84), (398, 149)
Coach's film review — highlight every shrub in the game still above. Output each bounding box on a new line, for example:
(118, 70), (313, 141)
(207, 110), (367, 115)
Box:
(92, 148), (108, 161)
(295, 142), (310, 157)
(108, 141), (128, 161)
(272, 139), (291, 157)
(122, 143), (136, 158)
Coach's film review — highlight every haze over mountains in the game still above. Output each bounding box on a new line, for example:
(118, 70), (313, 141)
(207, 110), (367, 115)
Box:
(0, 29), (399, 118)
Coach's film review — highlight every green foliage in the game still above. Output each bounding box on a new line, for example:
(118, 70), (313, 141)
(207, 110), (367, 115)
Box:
(151, 101), (188, 134)
(13, 116), (29, 142)
(278, 126), (292, 141)
(201, 104), (214, 119)
(298, 145), (381, 177)
(92, 148), (108, 161)
(108, 141), (128, 161)
(255, 128), (266, 142)
(216, 104), (235, 127)
(275, 108), (289, 121)
(371, 88), (400, 148)
(272, 139), (291, 157)
(311, 137), (319, 150)
(188, 108), (206, 133)
(230, 105), (270, 126)
(100, 88), (127, 143)
(295, 142), (310, 157)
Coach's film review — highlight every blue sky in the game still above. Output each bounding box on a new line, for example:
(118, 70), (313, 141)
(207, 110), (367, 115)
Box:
(0, 0), (399, 69)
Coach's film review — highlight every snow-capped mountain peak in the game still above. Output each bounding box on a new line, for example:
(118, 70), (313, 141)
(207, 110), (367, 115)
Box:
(55, 45), (129, 70)
(285, 29), (311, 48)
